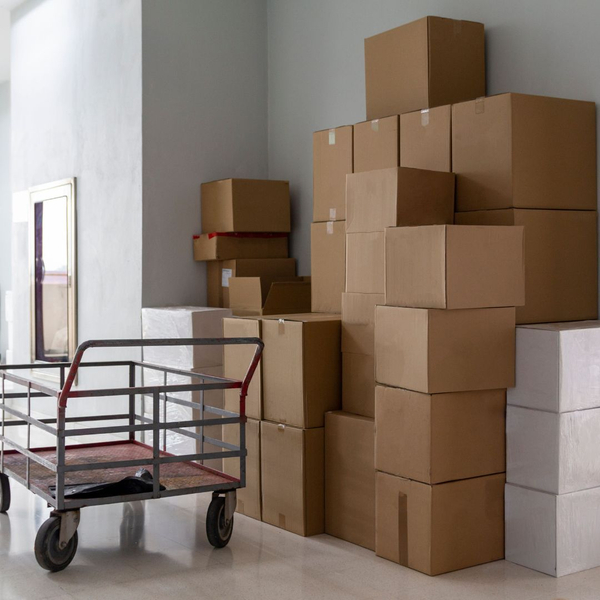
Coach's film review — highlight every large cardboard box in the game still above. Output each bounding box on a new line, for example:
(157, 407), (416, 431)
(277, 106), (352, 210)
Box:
(341, 292), (384, 356)
(262, 313), (341, 428)
(456, 209), (598, 324)
(400, 105), (451, 172)
(375, 305), (516, 393)
(201, 178), (291, 233)
(453, 94), (597, 212)
(376, 472), (505, 576)
(313, 126), (353, 222)
(385, 225), (525, 309)
(375, 385), (505, 484)
(207, 257), (296, 308)
(346, 167), (454, 234)
(193, 232), (288, 261)
(311, 221), (346, 313)
(346, 232), (384, 294)
(342, 353), (375, 418)
(261, 422), (324, 537)
(505, 483), (600, 577)
(325, 411), (375, 550)
(365, 17), (485, 120)
(353, 115), (399, 172)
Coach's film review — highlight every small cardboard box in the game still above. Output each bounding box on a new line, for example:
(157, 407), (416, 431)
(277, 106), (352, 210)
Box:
(346, 232), (385, 294)
(201, 178), (291, 233)
(375, 305), (516, 393)
(453, 93), (597, 212)
(456, 209), (598, 324)
(385, 225), (525, 309)
(311, 221), (346, 313)
(262, 313), (341, 428)
(376, 472), (505, 576)
(341, 292), (385, 356)
(261, 422), (324, 537)
(400, 105), (452, 172)
(193, 232), (288, 261)
(365, 17), (485, 120)
(207, 257), (296, 308)
(375, 385), (506, 484)
(346, 167), (454, 234)
(325, 411), (375, 550)
(353, 115), (399, 173)
(342, 352), (375, 418)
(313, 126), (353, 222)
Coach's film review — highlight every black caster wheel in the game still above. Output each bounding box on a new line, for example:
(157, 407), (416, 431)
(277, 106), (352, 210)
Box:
(34, 516), (78, 572)
(0, 474), (10, 513)
(206, 496), (234, 548)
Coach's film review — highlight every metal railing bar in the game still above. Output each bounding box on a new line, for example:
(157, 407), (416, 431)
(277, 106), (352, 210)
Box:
(0, 437), (58, 471)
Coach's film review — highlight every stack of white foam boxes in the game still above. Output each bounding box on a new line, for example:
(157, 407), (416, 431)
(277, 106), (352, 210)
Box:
(506, 322), (600, 577)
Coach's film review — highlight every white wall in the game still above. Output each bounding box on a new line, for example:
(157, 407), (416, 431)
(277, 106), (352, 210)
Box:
(0, 8), (9, 83)
(0, 81), (9, 361)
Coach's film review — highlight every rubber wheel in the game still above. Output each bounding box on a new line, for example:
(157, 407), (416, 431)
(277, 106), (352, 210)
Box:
(206, 496), (233, 548)
(34, 516), (78, 572)
(0, 474), (10, 513)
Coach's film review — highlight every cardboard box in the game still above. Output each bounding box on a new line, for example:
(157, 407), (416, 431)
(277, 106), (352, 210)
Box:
(353, 115), (399, 172)
(456, 209), (598, 324)
(375, 385), (505, 484)
(193, 232), (289, 261)
(385, 225), (525, 309)
(262, 313), (341, 428)
(228, 276), (311, 316)
(365, 17), (485, 120)
(222, 418), (261, 521)
(509, 322), (600, 413)
(341, 292), (384, 356)
(342, 353), (375, 418)
(453, 94), (597, 212)
(400, 105), (451, 172)
(261, 422), (324, 537)
(207, 258), (297, 308)
(375, 305), (516, 393)
(313, 126), (353, 222)
(346, 167), (455, 234)
(223, 317), (262, 420)
(311, 221), (346, 313)
(325, 411), (375, 550)
(376, 472), (505, 576)
(346, 232), (384, 294)
(506, 483), (600, 577)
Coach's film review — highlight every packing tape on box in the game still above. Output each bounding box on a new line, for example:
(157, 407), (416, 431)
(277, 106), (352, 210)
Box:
(328, 129), (336, 145)
(327, 221), (334, 234)
(277, 423), (286, 431)
(421, 109), (429, 126)
(475, 97), (485, 114)
(371, 119), (379, 132)
(329, 208), (337, 220)
(278, 318), (286, 334)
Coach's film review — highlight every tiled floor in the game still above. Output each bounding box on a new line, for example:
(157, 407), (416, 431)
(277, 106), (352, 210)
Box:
(0, 481), (599, 600)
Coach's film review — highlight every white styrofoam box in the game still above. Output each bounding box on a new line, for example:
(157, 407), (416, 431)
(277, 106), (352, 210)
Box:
(7, 321), (13, 351)
(142, 306), (232, 369)
(507, 405), (600, 494)
(506, 483), (600, 577)
(508, 321), (600, 413)
(4, 291), (13, 323)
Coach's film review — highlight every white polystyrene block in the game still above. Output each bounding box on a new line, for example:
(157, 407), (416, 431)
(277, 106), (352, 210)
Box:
(506, 483), (600, 577)
(508, 322), (600, 413)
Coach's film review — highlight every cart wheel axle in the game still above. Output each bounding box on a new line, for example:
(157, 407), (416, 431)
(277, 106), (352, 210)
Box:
(0, 474), (10, 513)
(35, 512), (79, 572)
(206, 493), (235, 548)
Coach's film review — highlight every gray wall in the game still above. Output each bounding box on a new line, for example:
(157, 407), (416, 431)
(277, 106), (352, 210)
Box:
(0, 82), (9, 361)
(267, 0), (600, 276)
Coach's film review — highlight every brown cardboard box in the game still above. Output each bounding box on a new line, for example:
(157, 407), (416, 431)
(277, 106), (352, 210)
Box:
(400, 105), (451, 172)
(261, 422), (324, 536)
(375, 305), (516, 393)
(201, 178), (291, 233)
(353, 115), (399, 172)
(223, 317), (262, 420)
(313, 126), (353, 222)
(262, 313), (341, 428)
(342, 353), (375, 418)
(325, 411), (375, 550)
(365, 17), (485, 120)
(207, 258), (296, 308)
(385, 225), (525, 309)
(456, 209), (598, 324)
(346, 232), (385, 294)
(376, 472), (505, 575)
(228, 276), (311, 316)
(222, 418), (261, 520)
(311, 221), (346, 313)
(453, 93), (597, 212)
(375, 385), (506, 483)
(346, 167), (455, 234)
(193, 233), (288, 261)
(341, 292), (384, 356)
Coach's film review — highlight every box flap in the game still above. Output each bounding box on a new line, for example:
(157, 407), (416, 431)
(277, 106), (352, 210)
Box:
(262, 278), (312, 315)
